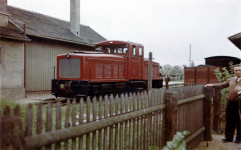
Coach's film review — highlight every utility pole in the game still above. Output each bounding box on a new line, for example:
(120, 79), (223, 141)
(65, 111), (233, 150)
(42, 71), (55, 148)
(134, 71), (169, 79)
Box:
(189, 44), (191, 67)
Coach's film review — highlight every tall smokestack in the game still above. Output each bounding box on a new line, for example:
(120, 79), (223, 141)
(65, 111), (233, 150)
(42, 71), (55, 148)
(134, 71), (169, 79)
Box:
(70, 0), (80, 37)
(0, 0), (9, 27)
(0, 0), (7, 12)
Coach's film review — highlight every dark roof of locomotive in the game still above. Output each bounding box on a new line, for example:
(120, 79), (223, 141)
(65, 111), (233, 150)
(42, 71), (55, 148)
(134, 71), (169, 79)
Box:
(5, 6), (106, 47)
(229, 32), (241, 50)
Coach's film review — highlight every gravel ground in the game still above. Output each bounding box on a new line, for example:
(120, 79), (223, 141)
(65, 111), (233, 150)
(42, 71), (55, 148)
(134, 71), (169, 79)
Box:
(15, 91), (56, 104)
(194, 134), (241, 150)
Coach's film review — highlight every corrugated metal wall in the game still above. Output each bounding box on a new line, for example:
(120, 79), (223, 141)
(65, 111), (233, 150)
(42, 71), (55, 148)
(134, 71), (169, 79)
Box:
(26, 37), (93, 91)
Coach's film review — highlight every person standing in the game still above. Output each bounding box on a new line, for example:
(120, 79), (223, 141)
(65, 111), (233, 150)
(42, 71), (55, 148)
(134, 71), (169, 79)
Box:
(205, 64), (241, 143)
(164, 72), (171, 89)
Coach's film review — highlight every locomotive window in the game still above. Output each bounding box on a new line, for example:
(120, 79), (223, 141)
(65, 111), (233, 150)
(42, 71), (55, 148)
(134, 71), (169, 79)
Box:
(123, 48), (128, 53)
(139, 47), (143, 57)
(118, 48), (123, 53)
(132, 46), (136, 57)
(107, 46), (117, 54)
(107, 48), (111, 54)
(117, 44), (128, 54)
(95, 45), (105, 52)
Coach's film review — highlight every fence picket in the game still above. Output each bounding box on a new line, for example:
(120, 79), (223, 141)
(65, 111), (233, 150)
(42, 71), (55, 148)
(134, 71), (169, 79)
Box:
(124, 93), (128, 150)
(103, 95), (108, 150)
(55, 101), (61, 150)
(133, 93), (137, 150)
(25, 104), (32, 137)
(14, 105), (20, 117)
(92, 96), (97, 150)
(79, 98), (84, 150)
(98, 96), (103, 150)
(64, 99), (70, 150)
(46, 103), (52, 150)
(119, 94), (124, 150)
(115, 95), (119, 150)
(3, 106), (10, 116)
(86, 97), (91, 150)
(109, 95), (114, 150)
(72, 99), (77, 150)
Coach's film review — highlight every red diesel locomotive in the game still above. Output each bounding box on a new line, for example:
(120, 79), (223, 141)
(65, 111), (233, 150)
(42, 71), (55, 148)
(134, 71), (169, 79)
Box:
(51, 41), (163, 98)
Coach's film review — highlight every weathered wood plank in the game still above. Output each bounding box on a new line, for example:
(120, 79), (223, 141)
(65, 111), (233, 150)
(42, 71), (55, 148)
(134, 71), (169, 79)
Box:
(25, 104), (33, 136)
(103, 95), (108, 150)
(72, 99), (76, 150)
(109, 94), (114, 150)
(86, 97), (91, 150)
(14, 105), (20, 117)
(64, 99), (70, 150)
(46, 103), (52, 150)
(55, 101), (61, 150)
(79, 98), (84, 150)
(203, 87), (213, 141)
(92, 96), (97, 150)
(164, 91), (178, 142)
(98, 96), (103, 150)
(114, 95), (119, 150)
(36, 104), (42, 135)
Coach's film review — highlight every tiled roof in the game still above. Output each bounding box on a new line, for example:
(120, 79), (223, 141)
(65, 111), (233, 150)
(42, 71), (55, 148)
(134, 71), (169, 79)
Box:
(7, 6), (106, 46)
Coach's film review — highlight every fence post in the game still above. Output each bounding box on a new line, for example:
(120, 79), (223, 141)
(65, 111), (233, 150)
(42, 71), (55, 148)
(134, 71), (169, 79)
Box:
(164, 91), (178, 142)
(1, 115), (25, 150)
(213, 88), (221, 133)
(148, 52), (152, 91)
(203, 87), (213, 141)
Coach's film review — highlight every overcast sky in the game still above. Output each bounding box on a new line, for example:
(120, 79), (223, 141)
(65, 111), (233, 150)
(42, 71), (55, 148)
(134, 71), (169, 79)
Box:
(8, 0), (241, 66)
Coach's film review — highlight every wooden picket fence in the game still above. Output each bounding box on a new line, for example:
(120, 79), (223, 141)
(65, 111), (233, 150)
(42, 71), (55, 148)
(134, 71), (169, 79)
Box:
(1, 85), (213, 150)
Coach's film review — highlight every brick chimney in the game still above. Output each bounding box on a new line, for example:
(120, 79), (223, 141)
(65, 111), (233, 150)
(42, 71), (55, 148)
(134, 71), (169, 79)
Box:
(70, 0), (80, 37)
(0, 0), (9, 27)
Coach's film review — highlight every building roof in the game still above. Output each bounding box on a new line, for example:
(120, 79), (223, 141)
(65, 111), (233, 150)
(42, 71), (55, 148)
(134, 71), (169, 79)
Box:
(0, 26), (31, 41)
(7, 6), (106, 47)
(228, 32), (241, 50)
(0, 11), (31, 42)
(205, 56), (241, 60)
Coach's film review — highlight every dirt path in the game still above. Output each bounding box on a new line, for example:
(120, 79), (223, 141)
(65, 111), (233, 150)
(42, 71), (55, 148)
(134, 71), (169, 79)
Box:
(194, 134), (241, 150)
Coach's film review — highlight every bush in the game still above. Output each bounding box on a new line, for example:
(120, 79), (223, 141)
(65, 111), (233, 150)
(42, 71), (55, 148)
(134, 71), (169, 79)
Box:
(214, 62), (235, 131)
(162, 131), (189, 150)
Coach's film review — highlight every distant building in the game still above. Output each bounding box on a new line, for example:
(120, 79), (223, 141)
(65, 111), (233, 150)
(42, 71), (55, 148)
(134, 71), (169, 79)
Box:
(0, 0), (106, 99)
